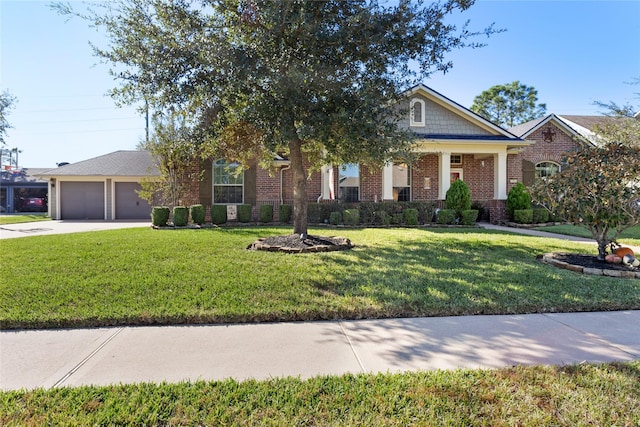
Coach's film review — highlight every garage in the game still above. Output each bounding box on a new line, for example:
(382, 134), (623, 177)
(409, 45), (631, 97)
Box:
(60, 181), (105, 220)
(115, 182), (151, 219)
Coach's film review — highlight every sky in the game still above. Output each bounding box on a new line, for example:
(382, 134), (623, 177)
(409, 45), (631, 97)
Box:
(1, 0), (639, 168)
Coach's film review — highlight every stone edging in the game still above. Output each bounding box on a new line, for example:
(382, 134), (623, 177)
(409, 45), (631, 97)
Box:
(248, 237), (353, 253)
(540, 253), (640, 279)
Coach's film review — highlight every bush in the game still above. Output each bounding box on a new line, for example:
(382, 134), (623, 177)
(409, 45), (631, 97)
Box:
(514, 209), (533, 224)
(376, 211), (392, 226)
(237, 204), (252, 223)
(190, 204), (205, 225)
(173, 206), (189, 226)
(391, 213), (403, 225)
(307, 203), (338, 224)
(278, 204), (292, 223)
(471, 201), (486, 222)
(211, 205), (227, 225)
(507, 182), (531, 219)
(532, 208), (550, 224)
(436, 209), (456, 225)
(343, 209), (360, 226)
(460, 209), (479, 225)
(403, 208), (419, 226)
(445, 180), (471, 218)
(151, 206), (170, 227)
(329, 211), (342, 225)
(259, 205), (274, 223)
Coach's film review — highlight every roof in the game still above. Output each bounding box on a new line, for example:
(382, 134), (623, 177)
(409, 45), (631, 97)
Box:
(508, 114), (599, 144)
(1, 168), (49, 185)
(37, 150), (159, 177)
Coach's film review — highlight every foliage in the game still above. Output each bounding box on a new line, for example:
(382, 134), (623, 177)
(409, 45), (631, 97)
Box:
(259, 205), (273, 223)
(59, 0), (498, 235)
(151, 206), (170, 227)
(237, 204), (252, 223)
(0, 90), (17, 146)
(403, 208), (419, 225)
(506, 183), (531, 219)
(173, 206), (189, 226)
(471, 201), (486, 221)
(514, 209), (533, 224)
(436, 209), (456, 224)
(189, 204), (205, 225)
(460, 209), (479, 225)
(531, 105), (640, 259)
(210, 205), (227, 225)
(278, 204), (292, 223)
(343, 209), (360, 226)
(470, 81), (547, 128)
(532, 208), (549, 224)
(377, 210), (392, 226)
(445, 179), (471, 218)
(329, 211), (342, 226)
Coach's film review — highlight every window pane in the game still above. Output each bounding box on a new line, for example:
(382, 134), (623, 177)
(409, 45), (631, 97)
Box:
(413, 102), (422, 123)
(535, 162), (560, 180)
(339, 163), (359, 202)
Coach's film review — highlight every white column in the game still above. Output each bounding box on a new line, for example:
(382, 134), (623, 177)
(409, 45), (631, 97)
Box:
(382, 162), (394, 201)
(494, 152), (507, 200)
(320, 165), (333, 200)
(438, 152), (451, 199)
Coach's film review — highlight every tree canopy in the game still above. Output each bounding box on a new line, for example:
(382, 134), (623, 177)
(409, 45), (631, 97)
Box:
(59, 0), (497, 234)
(0, 90), (17, 146)
(470, 81), (546, 128)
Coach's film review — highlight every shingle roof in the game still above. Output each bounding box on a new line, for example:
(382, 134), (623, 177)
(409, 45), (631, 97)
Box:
(37, 150), (159, 177)
(558, 115), (615, 131)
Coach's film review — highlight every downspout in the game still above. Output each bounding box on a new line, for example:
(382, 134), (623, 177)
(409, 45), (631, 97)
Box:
(280, 164), (291, 205)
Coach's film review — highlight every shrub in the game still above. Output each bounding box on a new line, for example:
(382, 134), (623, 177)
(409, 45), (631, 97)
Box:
(392, 213), (403, 225)
(307, 203), (337, 224)
(403, 208), (419, 225)
(278, 204), (292, 223)
(376, 211), (392, 226)
(507, 182), (531, 219)
(514, 209), (533, 224)
(173, 206), (189, 226)
(190, 204), (205, 225)
(259, 205), (274, 223)
(445, 179), (471, 218)
(436, 209), (456, 225)
(211, 205), (227, 225)
(343, 209), (360, 226)
(237, 204), (252, 223)
(532, 208), (550, 224)
(460, 209), (479, 225)
(471, 201), (486, 222)
(151, 206), (170, 227)
(329, 211), (342, 225)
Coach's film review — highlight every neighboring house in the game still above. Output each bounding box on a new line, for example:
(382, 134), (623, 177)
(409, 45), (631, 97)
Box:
(0, 168), (49, 213)
(37, 151), (158, 220)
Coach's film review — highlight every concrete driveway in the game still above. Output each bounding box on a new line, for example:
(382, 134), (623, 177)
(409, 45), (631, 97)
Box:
(0, 220), (150, 239)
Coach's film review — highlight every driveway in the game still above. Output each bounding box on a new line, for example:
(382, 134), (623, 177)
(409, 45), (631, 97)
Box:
(0, 220), (150, 239)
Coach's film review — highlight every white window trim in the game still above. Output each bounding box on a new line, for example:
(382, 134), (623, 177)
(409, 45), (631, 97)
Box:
(410, 98), (425, 127)
(212, 160), (245, 205)
(450, 154), (463, 166)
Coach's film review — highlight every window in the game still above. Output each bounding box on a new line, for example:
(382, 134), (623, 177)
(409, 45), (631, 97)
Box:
(410, 98), (425, 127)
(393, 163), (411, 201)
(535, 161), (560, 181)
(213, 160), (244, 204)
(450, 154), (462, 166)
(339, 163), (359, 202)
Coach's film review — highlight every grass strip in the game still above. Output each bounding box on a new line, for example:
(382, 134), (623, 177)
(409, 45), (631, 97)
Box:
(534, 224), (640, 247)
(0, 214), (51, 225)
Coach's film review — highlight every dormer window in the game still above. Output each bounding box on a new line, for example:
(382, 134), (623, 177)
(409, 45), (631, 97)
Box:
(410, 98), (425, 127)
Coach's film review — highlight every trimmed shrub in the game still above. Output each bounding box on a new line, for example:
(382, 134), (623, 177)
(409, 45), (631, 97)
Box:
(307, 203), (338, 224)
(507, 182), (531, 219)
(329, 211), (342, 225)
(278, 204), (292, 223)
(460, 209), (479, 225)
(237, 204), (252, 223)
(173, 206), (189, 226)
(343, 209), (360, 226)
(514, 209), (533, 224)
(445, 179), (471, 218)
(211, 205), (227, 225)
(151, 206), (170, 227)
(392, 213), (403, 225)
(471, 201), (486, 222)
(436, 209), (456, 225)
(190, 204), (205, 225)
(259, 205), (274, 223)
(376, 210), (392, 226)
(403, 208), (419, 226)
(533, 208), (550, 224)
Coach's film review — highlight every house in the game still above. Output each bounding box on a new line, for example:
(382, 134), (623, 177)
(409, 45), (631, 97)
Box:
(39, 85), (595, 222)
(0, 168), (49, 213)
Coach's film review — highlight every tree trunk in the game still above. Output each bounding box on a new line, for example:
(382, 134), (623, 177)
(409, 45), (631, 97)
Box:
(289, 137), (308, 236)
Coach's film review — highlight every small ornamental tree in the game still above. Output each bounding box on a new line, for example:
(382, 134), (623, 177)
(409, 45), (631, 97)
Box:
(445, 179), (471, 219)
(506, 182), (531, 220)
(531, 115), (640, 260)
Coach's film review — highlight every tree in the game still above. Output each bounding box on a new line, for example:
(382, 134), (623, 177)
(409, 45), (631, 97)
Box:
(470, 81), (546, 128)
(0, 90), (17, 146)
(59, 0), (497, 235)
(530, 112), (640, 260)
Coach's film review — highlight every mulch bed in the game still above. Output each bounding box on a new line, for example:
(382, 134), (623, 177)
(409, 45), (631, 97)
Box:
(247, 234), (354, 253)
(541, 252), (640, 279)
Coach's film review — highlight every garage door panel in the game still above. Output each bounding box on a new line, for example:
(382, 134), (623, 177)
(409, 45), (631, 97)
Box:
(115, 182), (151, 219)
(60, 182), (105, 220)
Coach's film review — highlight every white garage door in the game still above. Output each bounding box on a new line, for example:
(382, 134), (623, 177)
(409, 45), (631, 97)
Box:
(115, 182), (151, 219)
(60, 182), (105, 219)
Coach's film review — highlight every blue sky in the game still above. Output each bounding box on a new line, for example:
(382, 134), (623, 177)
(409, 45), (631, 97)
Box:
(2, 0), (639, 168)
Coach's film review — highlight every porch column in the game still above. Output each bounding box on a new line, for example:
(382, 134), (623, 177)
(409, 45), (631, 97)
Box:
(320, 165), (334, 200)
(382, 162), (394, 201)
(494, 152), (507, 200)
(438, 152), (451, 199)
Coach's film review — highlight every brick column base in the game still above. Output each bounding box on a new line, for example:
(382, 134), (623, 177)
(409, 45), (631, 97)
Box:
(488, 200), (507, 224)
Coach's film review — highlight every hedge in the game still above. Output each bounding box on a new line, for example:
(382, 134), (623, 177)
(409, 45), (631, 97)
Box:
(514, 209), (533, 224)
(151, 206), (170, 227)
(190, 204), (206, 225)
(403, 208), (419, 226)
(329, 211), (342, 225)
(173, 206), (189, 227)
(460, 209), (479, 225)
(211, 205), (227, 225)
(343, 209), (360, 226)
(532, 208), (550, 224)
(436, 209), (456, 225)
(237, 204), (252, 223)
(278, 204), (292, 223)
(259, 205), (274, 223)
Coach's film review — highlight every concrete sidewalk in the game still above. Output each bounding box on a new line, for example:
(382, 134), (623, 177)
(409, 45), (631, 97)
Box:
(0, 220), (150, 239)
(2, 311), (639, 391)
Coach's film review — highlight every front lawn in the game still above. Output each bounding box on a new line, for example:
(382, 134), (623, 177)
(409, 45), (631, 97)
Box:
(0, 214), (50, 225)
(535, 224), (640, 247)
(1, 362), (638, 425)
(2, 227), (639, 330)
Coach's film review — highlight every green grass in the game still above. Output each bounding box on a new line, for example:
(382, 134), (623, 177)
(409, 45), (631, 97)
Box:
(535, 224), (640, 247)
(1, 361), (638, 426)
(0, 214), (50, 225)
(2, 227), (639, 330)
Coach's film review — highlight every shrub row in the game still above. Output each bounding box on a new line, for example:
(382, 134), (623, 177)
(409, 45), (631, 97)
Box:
(513, 208), (557, 224)
(152, 204), (293, 226)
(307, 201), (439, 226)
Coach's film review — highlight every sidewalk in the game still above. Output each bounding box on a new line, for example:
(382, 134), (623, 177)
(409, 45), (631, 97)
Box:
(2, 311), (639, 391)
(0, 220), (150, 239)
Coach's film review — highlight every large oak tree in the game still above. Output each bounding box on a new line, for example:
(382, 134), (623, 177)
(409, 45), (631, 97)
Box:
(60, 0), (496, 235)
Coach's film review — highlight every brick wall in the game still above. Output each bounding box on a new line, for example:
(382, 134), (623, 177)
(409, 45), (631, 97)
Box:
(519, 123), (580, 166)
